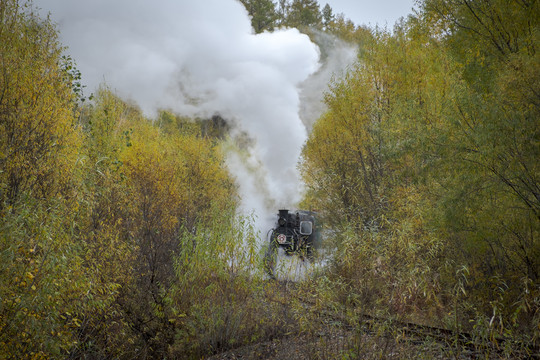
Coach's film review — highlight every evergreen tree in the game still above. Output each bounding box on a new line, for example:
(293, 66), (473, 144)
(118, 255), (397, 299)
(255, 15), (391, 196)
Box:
(239, 0), (278, 33)
(286, 0), (322, 28)
(322, 3), (334, 28)
(276, 0), (289, 25)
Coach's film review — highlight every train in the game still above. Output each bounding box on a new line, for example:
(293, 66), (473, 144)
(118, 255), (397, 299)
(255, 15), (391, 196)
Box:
(263, 209), (320, 278)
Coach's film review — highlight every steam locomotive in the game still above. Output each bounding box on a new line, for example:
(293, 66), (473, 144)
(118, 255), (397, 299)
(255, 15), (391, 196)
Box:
(264, 209), (319, 278)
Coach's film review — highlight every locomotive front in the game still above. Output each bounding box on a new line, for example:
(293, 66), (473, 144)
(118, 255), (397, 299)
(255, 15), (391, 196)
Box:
(263, 209), (320, 279)
(272, 209), (316, 256)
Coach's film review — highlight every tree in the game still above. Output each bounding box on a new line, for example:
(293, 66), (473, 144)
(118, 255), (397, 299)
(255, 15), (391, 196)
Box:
(302, 0), (540, 345)
(0, 0), (81, 206)
(285, 0), (321, 28)
(276, 0), (289, 25)
(321, 3), (333, 28)
(420, 0), (540, 312)
(326, 13), (370, 44)
(0, 1), (101, 357)
(239, 0), (278, 33)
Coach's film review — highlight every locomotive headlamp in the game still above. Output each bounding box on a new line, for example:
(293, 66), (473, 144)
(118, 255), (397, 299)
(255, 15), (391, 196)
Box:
(278, 217), (286, 226)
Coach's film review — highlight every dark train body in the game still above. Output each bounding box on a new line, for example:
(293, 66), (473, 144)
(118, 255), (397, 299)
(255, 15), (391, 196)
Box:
(272, 209), (317, 255)
(264, 209), (320, 278)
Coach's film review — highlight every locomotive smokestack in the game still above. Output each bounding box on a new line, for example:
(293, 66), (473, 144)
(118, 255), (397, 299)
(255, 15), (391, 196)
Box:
(278, 209), (289, 227)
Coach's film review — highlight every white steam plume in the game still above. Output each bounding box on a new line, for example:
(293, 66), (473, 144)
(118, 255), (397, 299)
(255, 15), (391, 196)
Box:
(36, 0), (354, 238)
(299, 31), (358, 133)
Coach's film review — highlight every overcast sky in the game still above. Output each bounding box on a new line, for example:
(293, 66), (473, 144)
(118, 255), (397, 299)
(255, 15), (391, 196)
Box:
(324, 0), (417, 28)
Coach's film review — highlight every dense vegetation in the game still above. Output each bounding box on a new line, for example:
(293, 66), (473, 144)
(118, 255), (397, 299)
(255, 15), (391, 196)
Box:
(0, 0), (538, 358)
(300, 0), (540, 356)
(0, 1), (266, 358)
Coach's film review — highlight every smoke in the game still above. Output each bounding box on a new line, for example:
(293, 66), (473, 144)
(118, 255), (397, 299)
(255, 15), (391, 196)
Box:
(299, 30), (358, 133)
(36, 0), (356, 238)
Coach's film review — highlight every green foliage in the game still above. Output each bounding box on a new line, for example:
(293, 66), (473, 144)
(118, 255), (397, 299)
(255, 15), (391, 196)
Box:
(286, 0), (321, 28)
(301, 0), (540, 354)
(0, 199), (91, 358)
(239, 0), (279, 33)
(321, 3), (333, 28)
(171, 211), (263, 356)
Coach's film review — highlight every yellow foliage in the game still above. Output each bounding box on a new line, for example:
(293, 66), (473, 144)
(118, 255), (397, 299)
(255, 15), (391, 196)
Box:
(0, 0), (81, 205)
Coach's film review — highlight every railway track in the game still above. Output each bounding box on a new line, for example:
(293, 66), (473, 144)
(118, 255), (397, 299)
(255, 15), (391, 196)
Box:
(267, 280), (539, 359)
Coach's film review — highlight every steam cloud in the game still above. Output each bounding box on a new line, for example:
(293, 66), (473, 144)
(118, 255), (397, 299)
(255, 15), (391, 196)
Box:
(37, 0), (356, 235)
